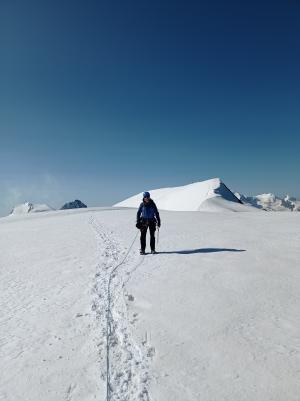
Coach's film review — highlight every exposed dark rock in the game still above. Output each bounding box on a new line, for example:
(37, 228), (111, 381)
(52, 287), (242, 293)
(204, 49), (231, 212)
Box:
(60, 200), (87, 210)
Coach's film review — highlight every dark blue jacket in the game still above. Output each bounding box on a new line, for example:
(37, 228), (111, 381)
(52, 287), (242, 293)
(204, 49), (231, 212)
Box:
(137, 199), (160, 225)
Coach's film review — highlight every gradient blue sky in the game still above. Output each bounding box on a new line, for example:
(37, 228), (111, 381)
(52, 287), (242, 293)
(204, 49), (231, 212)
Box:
(1, 0), (299, 215)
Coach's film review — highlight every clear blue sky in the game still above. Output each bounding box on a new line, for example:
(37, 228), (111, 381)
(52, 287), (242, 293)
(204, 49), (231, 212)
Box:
(1, 0), (299, 215)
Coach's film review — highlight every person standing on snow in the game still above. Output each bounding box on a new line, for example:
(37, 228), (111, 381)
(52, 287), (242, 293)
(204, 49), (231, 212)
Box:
(136, 192), (161, 255)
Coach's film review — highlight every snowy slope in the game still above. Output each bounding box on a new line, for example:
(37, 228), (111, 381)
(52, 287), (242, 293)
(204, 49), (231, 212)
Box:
(10, 202), (54, 215)
(1, 208), (300, 401)
(115, 178), (254, 212)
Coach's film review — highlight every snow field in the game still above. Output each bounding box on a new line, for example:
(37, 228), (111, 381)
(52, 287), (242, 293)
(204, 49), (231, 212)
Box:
(0, 211), (103, 401)
(1, 208), (300, 401)
(125, 211), (300, 401)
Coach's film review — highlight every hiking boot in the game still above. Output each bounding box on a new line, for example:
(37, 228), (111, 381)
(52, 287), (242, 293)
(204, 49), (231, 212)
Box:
(140, 250), (146, 255)
(151, 250), (157, 254)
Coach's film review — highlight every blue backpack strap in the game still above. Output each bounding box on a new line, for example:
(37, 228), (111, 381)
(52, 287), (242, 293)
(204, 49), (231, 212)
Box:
(137, 202), (143, 221)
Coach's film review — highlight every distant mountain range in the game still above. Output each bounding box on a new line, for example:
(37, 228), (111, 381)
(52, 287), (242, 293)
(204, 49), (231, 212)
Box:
(8, 180), (300, 217)
(235, 193), (300, 211)
(10, 200), (87, 216)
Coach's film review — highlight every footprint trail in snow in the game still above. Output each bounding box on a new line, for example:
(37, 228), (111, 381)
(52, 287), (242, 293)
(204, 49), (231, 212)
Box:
(89, 217), (154, 401)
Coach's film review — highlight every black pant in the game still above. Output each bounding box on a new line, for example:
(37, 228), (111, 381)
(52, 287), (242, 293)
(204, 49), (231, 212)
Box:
(140, 220), (156, 251)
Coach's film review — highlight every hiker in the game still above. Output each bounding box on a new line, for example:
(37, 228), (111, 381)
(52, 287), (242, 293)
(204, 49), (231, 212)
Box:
(136, 192), (161, 255)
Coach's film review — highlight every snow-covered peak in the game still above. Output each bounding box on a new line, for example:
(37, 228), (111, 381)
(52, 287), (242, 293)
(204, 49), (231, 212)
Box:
(10, 202), (54, 216)
(114, 178), (253, 212)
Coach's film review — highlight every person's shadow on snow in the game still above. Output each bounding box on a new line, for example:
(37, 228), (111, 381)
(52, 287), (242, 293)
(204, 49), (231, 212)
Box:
(157, 248), (246, 254)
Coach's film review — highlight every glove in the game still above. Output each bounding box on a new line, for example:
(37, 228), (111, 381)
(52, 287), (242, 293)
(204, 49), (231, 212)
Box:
(136, 221), (141, 229)
(157, 222), (161, 228)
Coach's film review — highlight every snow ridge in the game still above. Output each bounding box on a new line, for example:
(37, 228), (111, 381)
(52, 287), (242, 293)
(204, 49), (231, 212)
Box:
(114, 178), (251, 212)
(89, 217), (154, 401)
